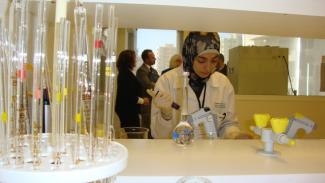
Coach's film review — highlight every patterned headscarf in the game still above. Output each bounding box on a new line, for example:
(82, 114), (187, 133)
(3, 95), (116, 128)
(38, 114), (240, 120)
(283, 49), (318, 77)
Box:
(182, 32), (220, 72)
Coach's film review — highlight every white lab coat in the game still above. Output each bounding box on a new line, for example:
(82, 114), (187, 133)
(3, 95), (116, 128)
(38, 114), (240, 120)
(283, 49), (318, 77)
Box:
(151, 67), (240, 139)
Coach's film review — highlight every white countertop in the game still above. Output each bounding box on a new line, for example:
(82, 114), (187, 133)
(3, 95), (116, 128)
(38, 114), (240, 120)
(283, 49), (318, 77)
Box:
(116, 139), (325, 183)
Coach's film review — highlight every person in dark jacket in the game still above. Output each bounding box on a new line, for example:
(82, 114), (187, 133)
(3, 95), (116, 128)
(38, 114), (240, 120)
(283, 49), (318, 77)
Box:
(216, 53), (227, 76)
(136, 49), (159, 130)
(115, 50), (149, 127)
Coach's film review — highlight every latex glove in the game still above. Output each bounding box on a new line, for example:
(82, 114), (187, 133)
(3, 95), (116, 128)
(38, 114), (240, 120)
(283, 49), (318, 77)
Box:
(147, 89), (173, 120)
(147, 89), (173, 110)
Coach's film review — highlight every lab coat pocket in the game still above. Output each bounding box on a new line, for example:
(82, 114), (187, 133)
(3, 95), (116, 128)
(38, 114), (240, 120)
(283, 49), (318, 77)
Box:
(152, 110), (174, 138)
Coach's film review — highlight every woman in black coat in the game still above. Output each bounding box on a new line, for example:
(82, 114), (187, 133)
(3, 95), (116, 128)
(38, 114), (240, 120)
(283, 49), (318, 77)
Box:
(115, 50), (149, 127)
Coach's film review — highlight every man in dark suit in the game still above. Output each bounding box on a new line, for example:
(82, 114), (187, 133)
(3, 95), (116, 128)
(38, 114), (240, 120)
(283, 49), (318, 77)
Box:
(136, 49), (159, 134)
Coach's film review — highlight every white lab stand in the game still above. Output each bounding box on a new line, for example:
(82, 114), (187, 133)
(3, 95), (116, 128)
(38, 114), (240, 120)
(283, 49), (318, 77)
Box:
(0, 135), (128, 183)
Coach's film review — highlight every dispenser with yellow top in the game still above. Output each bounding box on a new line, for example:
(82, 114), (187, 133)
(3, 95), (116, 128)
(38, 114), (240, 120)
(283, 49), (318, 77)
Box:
(250, 113), (295, 156)
(286, 113), (316, 138)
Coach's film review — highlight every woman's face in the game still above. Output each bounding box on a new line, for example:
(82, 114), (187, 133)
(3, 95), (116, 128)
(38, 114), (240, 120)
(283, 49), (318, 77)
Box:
(192, 52), (218, 78)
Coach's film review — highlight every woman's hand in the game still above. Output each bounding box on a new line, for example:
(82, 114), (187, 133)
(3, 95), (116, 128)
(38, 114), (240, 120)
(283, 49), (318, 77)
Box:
(147, 89), (173, 110)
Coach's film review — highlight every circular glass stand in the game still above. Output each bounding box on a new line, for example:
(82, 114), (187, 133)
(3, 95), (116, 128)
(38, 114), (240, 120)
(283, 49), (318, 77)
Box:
(177, 176), (212, 183)
(0, 134), (128, 183)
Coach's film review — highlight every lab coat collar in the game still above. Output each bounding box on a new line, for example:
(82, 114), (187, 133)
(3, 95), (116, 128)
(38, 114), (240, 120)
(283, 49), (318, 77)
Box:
(208, 72), (222, 88)
(172, 67), (221, 89)
(172, 67), (184, 89)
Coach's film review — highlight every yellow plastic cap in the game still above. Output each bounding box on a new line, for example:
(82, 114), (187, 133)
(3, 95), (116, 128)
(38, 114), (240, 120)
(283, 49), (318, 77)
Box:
(1, 112), (7, 122)
(294, 113), (305, 119)
(56, 92), (62, 103)
(289, 140), (296, 146)
(253, 113), (270, 128)
(75, 113), (81, 124)
(96, 129), (104, 137)
(64, 88), (68, 96)
(271, 117), (289, 133)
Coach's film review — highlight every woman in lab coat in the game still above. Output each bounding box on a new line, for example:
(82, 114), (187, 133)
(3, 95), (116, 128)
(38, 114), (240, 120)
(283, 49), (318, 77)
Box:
(150, 32), (250, 139)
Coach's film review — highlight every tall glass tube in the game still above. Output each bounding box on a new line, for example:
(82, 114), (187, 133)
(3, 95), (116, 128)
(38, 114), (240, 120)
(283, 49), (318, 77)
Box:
(89, 4), (103, 162)
(0, 19), (4, 163)
(70, 36), (77, 134)
(103, 5), (117, 155)
(14, 0), (29, 166)
(73, 1), (89, 165)
(0, 19), (10, 166)
(52, 17), (70, 166)
(8, 0), (21, 158)
(31, 0), (47, 168)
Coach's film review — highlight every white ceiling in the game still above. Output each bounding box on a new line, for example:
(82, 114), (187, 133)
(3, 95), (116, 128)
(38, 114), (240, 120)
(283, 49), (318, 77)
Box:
(66, 1), (325, 39)
(84, 0), (325, 17)
(2, 0), (325, 39)
(110, 3), (325, 39)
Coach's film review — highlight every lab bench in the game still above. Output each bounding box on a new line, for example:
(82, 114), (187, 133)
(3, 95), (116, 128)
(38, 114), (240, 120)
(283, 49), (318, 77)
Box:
(116, 139), (325, 183)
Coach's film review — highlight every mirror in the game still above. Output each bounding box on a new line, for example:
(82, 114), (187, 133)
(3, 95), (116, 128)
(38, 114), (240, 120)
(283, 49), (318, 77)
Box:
(23, 1), (325, 96)
(131, 29), (325, 96)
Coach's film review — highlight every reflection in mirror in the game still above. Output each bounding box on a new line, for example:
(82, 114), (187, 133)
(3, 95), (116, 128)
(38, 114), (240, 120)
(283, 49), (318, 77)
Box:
(227, 46), (290, 96)
(136, 29), (177, 75)
(129, 29), (325, 96)
(219, 33), (325, 96)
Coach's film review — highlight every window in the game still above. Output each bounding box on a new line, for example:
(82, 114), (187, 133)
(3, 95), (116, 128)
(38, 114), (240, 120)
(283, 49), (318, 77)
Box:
(136, 29), (177, 74)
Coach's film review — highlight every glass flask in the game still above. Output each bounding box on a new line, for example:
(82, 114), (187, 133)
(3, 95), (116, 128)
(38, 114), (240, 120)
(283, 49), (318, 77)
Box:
(172, 72), (194, 145)
(172, 121), (194, 145)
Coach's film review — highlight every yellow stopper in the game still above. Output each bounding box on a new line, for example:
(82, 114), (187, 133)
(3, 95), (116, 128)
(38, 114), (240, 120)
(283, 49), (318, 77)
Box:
(270, 117), (289, 134)
(294, 113), (304, 119)
(75, 113), (81, 124)
(56, 92), (62, 103)
(1, 112), (7, 122)
(96, 129), (104, 137)
(25, 63), (33, 71)
(253, 113), (270, 128)
(289, 139), (296, 146)
(64, 88), (68, 96)
(105, 66), (111, 76)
